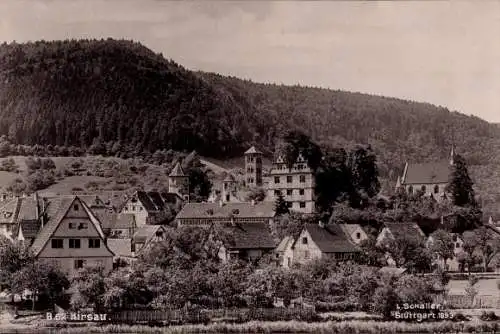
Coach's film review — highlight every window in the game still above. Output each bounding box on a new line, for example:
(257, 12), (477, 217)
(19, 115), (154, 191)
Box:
(123, 207), (128, 212)
(69, 223), (75, 229)
(455, 242), (460, 248)
(248, 167), (254, 173)
(299, 202), (306, 208)
(286, 189), (293, 196)
(408, 186), (413, 194)
(274, 190), (281, 196)
(248, 177), (254, 184)
(89, 239), (101, 248)
(74, 259), (86, 269)
(232, 209), (240, 215)
(274, 176), (280, 184)
(434, 185), (439, 194)
(287, 201), (293, 208)
(299, 175), (306, 183)
(304, 250), (310, 259)
(132, 206), (136, 211)
(73, 204), (79, 211)
(421, 185), (426, 192)
(287, 257), (291, 267)
(51, 239), (63, 249)
(452, 235), (458, 242)
(287, 176), (293, 183)
(139, 207), (143, 211)
(356, 232), (361, 239)
(69, 239), (81, 249)
(299, 189), (305, 196)
(302, 237), (308, 244)
(78, 223), (88, 230)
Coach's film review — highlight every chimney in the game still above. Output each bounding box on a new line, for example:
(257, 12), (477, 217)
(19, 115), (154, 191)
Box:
(318, 221), (325, 228)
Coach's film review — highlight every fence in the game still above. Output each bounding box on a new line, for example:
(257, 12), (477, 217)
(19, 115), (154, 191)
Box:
(110, 307), (318, 324)
(434, 294), (500, 309)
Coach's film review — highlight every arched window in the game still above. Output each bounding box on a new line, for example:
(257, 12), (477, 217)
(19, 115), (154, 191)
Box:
(434, 185), (439, 194)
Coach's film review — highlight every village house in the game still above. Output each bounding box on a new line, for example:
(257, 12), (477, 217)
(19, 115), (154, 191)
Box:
(208, 173), (244, 204)
(286, 223), (361, 266)
(120, 190), (183, 226)
(107, 225), (168, 264)
(217, 222), (276, 263)
(0, 194), (42, 240)
(396, 146), (456, 201)
(266, 151), (315, 214)
(29, 196), (115, 276)
(175, 201), (275, 227)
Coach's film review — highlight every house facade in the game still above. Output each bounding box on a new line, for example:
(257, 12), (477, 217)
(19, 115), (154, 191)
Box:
(396, 146), (455, 201)
(266, 152), (315, 214)
(288, 223), (361, 266)
(120, 191), (183, 226)
(30, 196), (114, 276)
(175, 201), (275, 227)
(338, 224), (369, 245)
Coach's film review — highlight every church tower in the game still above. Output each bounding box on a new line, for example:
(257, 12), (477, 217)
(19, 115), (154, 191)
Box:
(244, 146), (263, 187)
(168, 162), (189, 200)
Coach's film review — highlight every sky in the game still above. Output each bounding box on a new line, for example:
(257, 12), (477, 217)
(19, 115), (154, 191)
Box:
(1, 1), (500, 123)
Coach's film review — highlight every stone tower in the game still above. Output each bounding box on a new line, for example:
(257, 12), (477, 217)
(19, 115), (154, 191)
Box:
(244, 146), (263, 187)
(168, 162), (189, 199)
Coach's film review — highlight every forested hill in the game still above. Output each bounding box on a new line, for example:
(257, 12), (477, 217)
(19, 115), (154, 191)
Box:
(1, 38), (500, 179)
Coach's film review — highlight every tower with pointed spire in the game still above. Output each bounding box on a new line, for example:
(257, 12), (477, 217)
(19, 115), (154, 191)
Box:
(168, 162), (189, 199)
(244, 146), (263, 187)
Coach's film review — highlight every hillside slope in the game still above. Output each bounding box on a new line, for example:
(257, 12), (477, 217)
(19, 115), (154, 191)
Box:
(0, 39), (499, 214)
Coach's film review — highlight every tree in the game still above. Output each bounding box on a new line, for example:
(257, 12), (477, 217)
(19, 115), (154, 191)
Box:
(428, 229), (455, 270)
(280, 130), (323, 171)
(358, 238), (386, 267)
(385, 235), (433, 273)
(464, 227), (500, 272)
(71, 265), (107, 312)
(274, 191), (289, 216)
(0, 236), (35, 294)
(245, 187), (266, 202)
(346, 145), (381, 207)
(447, 154), (476, 207)
(0, 158), (18, 172)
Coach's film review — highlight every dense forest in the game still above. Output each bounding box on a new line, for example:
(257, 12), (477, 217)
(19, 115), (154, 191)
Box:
(0, 38), (499, 214)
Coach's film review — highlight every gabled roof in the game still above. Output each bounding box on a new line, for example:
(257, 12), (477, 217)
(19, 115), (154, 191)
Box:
(133, 225), (166, 244)
(244, 146), (262, 155)
(176, 202), (275, 220)
(107, 238), (134, 258)
(30, 197), (75, 256)
(224, 223), (276, 250)
(276, 236), (294, 253)
(15, 219), (41, 240)
(338, 224), (365, 237)
(297, 224), (360, 254)
(0, 197), (22, 224)
(382, 222), (426, 241)
(402, 161), (451, 185)
(169, 162), (186, 177)
(131, 191), (181, 213)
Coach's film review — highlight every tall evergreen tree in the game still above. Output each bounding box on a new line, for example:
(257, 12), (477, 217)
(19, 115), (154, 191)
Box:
(274, 191), (289, 216)
(447, 154), (476, 207)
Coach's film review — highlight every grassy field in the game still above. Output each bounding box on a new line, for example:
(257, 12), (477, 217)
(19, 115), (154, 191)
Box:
(447, 279), (499, 296)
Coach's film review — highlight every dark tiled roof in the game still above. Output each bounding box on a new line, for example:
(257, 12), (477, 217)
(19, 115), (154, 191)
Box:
(0, 198), (22, 224)
(17, 220), (41, 239)
(17, 198), (38, 221)
(94, 211), (117, 230)
(148, 192), (166, 211)
(224, 223), (276, 250)
(169, 162), (186, 177)
(133, 225), (166, 244)
(113, 214), (136, 230)
(384, 223), (425, 241)
(402, 161), (451, 185)
(136, 191), (158, 211)
(160, 192), (182, 204)
(107, 238), (134, 258)
(30, 197), (75, 256)
(300, 224), (360, 254)
(176, 202), (275, 219)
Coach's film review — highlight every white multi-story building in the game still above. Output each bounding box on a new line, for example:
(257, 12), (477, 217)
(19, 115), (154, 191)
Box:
(266, 152), (315, 214)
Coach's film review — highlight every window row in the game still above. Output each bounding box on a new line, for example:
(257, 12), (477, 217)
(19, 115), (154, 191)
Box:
(51, 238), (101, 249)
(406, 184), (441, 194)
(286, 201), (306, 208)
(123, 206), (143, 212)
(274, 189), (306, 196)
(274, 175), (307, 184)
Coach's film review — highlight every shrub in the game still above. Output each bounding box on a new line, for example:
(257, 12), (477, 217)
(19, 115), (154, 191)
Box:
(479, 311), (499, 321)
(314, 301), (360, 312)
